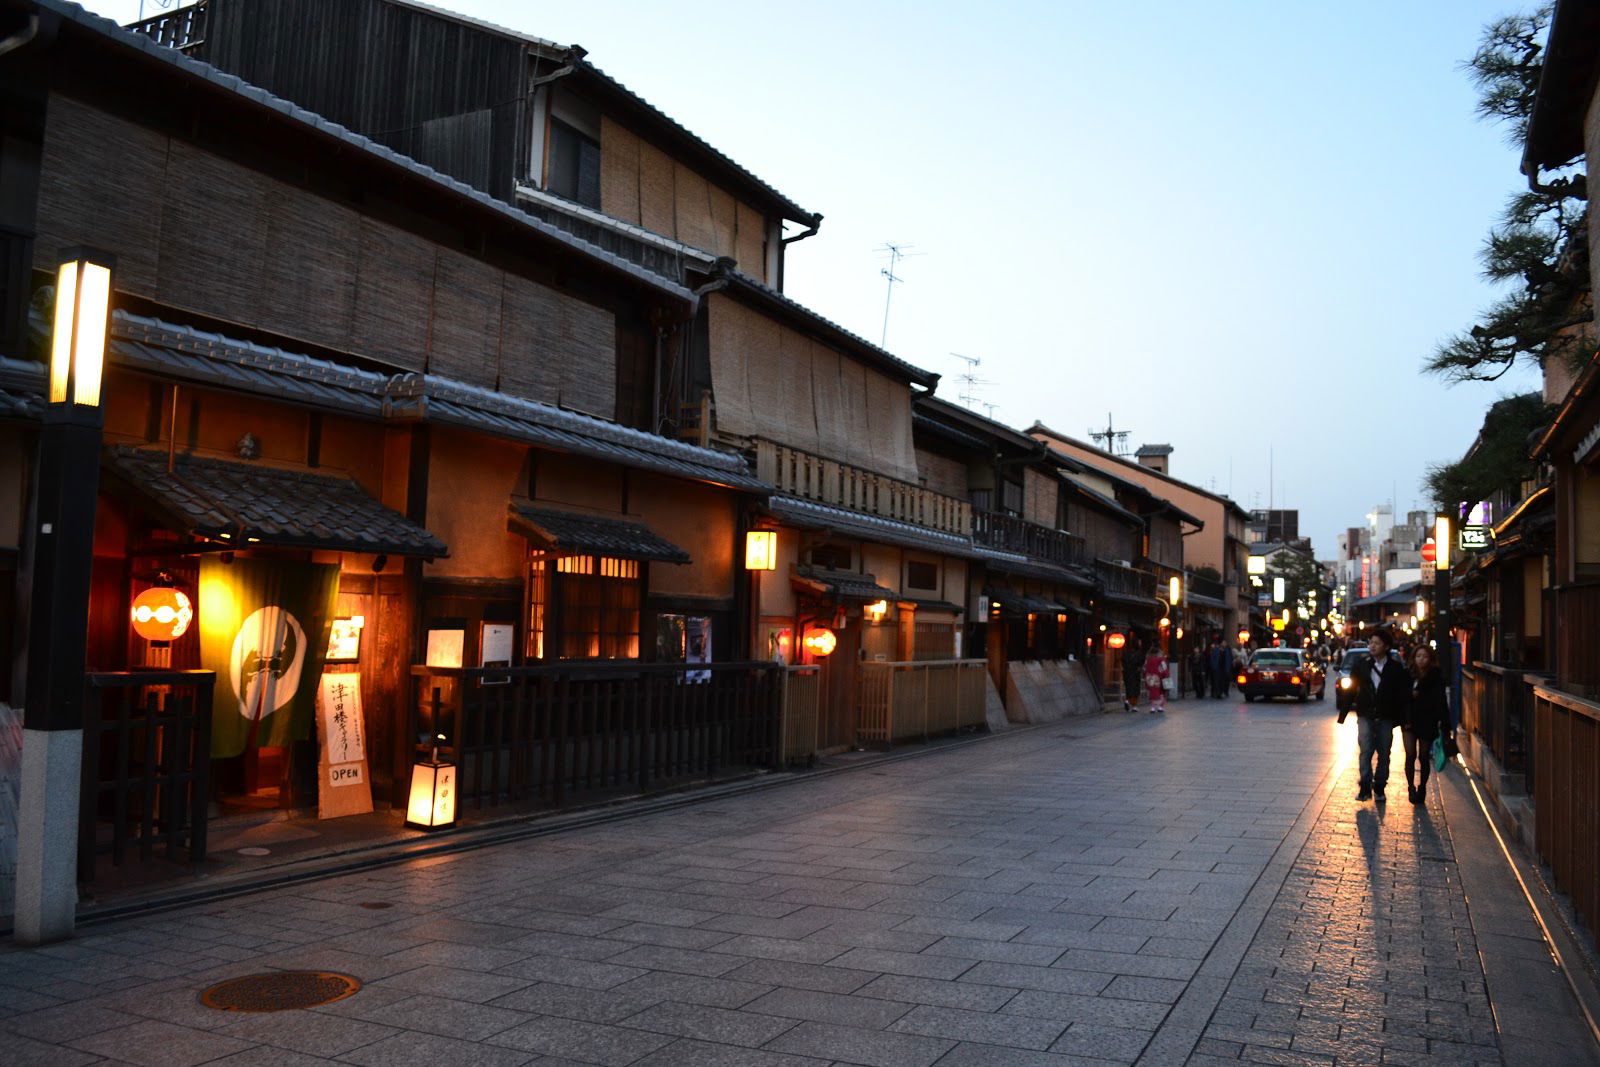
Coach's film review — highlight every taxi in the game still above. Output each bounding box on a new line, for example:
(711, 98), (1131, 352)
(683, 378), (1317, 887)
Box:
(1236, 648), (1325, 703)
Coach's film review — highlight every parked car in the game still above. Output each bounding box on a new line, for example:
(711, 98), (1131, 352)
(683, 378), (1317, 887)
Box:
(1236, 648), (1325, 702)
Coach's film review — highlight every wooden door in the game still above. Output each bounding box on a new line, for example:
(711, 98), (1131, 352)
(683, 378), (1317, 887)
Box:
(819, 621), (861, 750)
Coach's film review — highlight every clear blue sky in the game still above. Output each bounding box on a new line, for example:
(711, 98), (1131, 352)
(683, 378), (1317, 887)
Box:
(92, 0), (1548, 556)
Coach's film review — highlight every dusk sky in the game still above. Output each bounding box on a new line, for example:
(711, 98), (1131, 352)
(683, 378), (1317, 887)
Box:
(91, 0), (1549, 556)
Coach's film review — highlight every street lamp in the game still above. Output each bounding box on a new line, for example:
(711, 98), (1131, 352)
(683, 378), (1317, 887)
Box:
(15, 249), (115, 946)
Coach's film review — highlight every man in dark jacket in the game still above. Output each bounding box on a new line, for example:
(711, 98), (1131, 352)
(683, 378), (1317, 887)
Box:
(1345, 628), (1410, 802)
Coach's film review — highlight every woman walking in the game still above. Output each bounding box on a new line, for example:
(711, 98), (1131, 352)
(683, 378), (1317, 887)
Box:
(1143, 644), (1170, 714)
(1405, 646), (1449, 804)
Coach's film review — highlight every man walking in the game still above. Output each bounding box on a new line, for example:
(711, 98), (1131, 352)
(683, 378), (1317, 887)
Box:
(1343, 628), (1409, 802)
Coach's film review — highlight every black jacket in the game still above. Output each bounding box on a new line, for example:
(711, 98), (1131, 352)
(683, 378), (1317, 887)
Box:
(1408, 667), (1448, 738)
(1353, 652), (1410, 721)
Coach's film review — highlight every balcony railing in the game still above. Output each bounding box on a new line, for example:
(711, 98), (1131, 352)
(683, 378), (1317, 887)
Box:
(973, 511), (1087, 568)
(755, 439), (971, 536)
(126, 1), (209, 52)
(1185, 570), (1226, 603)
(1095, 559), (1157, 600)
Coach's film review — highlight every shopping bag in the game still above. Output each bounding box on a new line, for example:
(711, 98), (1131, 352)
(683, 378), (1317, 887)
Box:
(1431, 736), (1448, 772)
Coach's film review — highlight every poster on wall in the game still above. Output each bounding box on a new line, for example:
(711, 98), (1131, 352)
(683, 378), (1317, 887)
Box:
(480, 622), (514, 685)
(316, 673), (373, 818)
(685, 616), (711, 683)
(200, 557), (340, 759)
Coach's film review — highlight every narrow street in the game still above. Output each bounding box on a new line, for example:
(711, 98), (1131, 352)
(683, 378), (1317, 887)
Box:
(1, 699), (1593, 1066)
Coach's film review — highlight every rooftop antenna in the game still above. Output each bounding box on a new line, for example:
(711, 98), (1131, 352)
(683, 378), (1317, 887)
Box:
(951, 352), (990, 411)
(137, 0), (180, 20)
(876, 242), (920, 348)
(981, 402), (1000, 419)
(1087, 412), (1130, 457)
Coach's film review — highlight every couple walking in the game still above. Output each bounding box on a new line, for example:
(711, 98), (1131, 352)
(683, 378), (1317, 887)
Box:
(1340, 628), (1450, 804)
(1122, 637), (1171, 714)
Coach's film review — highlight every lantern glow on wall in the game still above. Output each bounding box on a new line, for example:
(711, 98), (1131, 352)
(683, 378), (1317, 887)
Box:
(130, 587), (193, 642)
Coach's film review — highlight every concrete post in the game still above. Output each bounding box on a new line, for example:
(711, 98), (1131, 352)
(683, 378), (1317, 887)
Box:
(13, 729), (82, 944)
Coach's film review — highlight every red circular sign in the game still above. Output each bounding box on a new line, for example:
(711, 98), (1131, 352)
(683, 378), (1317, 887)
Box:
(1420, 542), (1437, 563)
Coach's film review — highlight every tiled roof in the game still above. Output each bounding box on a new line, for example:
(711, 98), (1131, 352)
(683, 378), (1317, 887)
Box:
(508, 504), (690, 564)
(765, 496), (979, 558)
(86, 311), (765, 493)
(974, 548), (1095, 588)
(0, 358), (45, 421)
(105, 446), (446, 557)
(793, 566), (897, 604)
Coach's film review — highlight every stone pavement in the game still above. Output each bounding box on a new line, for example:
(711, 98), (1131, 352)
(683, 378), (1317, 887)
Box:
(0, 696), (1595, 1065)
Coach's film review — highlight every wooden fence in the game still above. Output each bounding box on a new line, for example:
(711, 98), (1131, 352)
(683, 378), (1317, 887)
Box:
(1531, 684), (1600, 936)
(1461, 662), (1535, 782)
(79, 670), (215, 883)
(780, 665), (821, 764)
(1554, 582), (1600, 695)
(857, 660), (988, 744)
(410, 661), (783, 811)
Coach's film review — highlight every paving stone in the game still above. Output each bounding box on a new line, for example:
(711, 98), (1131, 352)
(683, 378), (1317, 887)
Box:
(337, 1029), (534, 1066)
(888, 1003), (1068, 1050)
(619, 1000), (799, 1046)
(855, 972), (1019, 1011)
(65, 1019), (257, 1067)
(486, 1015), (676, 1065)
(743, 985), (915, 1028)
(762, 1019), (954, 1066)
(606, 970), (773, 1009)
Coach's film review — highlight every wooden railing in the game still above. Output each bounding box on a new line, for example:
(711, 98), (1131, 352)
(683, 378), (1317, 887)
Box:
(973, 511), (1087, 567)
(1185, 569), (1226, 603)
(857, 660), (988, 744)
(755, 439), (971, 536)
(1095, 559), (1157, 600)
(126, 1), (209, 51)
(79, 670), (215, 883)
(1531, 684), (1600, 936)
(1462, 662), (1533, 779)
(1554, 582), (1600, 694)
(780, 665), (821, 764)
(410, 661), (782, 811)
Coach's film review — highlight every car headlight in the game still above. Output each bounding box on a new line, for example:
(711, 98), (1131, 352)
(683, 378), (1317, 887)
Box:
(1339, 677), (1352, 689)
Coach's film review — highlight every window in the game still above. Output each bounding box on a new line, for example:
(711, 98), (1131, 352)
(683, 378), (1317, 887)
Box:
(526, 554), (641, 660)
(548, 119), (601, 209)
(809, 543), (852, 570)
(1000, 478), (1023, 516)
(906, 560), (939, 592)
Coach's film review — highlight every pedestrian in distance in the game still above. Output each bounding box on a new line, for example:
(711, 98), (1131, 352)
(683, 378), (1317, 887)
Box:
(1188, 648), (1208, 700)
(1143, 644), (1170, 714)
(1211, 641), (1235, 699)
(1121, 634), (1144, 712)
(1343, 628), (1410, 803)
(1405, 645), (1449, 804)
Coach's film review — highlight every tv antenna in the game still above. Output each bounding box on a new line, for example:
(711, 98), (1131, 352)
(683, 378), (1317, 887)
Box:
(137, 0), (181, 19)
(981, 402), (1000, 419)
(950, 353), (991, 411)
(876, 242), (921, 348)
(1087, 412), (1131, 456)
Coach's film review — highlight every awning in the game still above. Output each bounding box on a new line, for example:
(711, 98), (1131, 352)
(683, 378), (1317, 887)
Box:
(985, 587), (1073, 617)
(976, 549), (1095, 588)
(898, 596), (965, 615)
(105, 446), (447, 557)
(793, 566), (897, 603)
(508, 504), (691, 564)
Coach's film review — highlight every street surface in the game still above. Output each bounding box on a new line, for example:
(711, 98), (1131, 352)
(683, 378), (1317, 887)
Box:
(1, 696), (1594, 1066)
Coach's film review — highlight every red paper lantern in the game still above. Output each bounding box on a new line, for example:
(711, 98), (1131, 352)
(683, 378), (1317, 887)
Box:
(130, 587), (193, 641)
(802, 627), (837, 657)
(1107, 632), (1126, 650)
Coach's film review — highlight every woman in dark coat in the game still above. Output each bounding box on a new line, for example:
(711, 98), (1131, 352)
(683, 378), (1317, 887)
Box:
(1405, 646), (1450, 804)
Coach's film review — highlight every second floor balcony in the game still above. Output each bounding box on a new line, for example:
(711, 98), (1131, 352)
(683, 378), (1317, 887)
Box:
(1095, 558), (1157, 601)
(973, 511), (1088, 568)
(755, 439), (971, 537)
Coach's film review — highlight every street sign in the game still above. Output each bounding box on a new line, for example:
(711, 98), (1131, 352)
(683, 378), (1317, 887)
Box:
(1460, 525), (1490, 550)
(1421, 561), (1436, 583)
(1420, 541), (1436, 563)
(1257, 592), (1271, 607)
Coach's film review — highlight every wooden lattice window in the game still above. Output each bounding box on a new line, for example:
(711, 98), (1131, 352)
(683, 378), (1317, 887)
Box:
(527, 554), (642, 660)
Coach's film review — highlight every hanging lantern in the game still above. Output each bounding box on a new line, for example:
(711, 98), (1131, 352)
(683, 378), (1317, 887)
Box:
(130, 587), (193, 641)
(802, 627), (837, 657)
(744, 530), (777, 571)
(1107, 632), (1126, 650)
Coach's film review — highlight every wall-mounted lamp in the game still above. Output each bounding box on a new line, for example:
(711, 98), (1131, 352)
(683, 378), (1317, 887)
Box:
(864, 599), (888, 623)
(744, 530), (777, 571)
(1168, 576), (1182, 605)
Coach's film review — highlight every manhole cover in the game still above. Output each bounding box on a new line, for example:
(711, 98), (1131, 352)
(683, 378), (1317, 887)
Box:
(200, 971), (361, 1012)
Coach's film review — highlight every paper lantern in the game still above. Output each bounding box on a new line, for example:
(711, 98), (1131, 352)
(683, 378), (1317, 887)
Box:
(1107, 632), (1126, 650)
(744, 530), (777, 571)
(130, 587), (193, 641)
(802, 627), (837, 657)
(406, 758), (456, 830)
